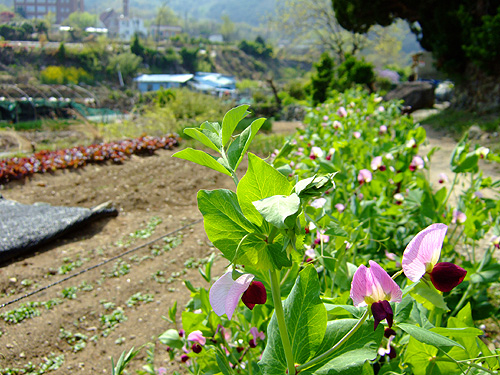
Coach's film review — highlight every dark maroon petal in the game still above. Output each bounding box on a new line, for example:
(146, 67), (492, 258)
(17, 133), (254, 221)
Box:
(191, 343), (202, 354)
(430, 262), (467, 292)
(181, 354), (189, 362)
(242, 281), (267, 310)
(371, 300), (394, 331)
(249, 338), (257, 348)
(384, 328), (397, 338)
(388, 346), (397, 359)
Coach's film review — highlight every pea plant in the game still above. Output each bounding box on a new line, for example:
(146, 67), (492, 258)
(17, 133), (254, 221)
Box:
(118, 93), (500, 375)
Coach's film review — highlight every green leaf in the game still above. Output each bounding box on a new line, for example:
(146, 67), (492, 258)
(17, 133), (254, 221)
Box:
(253, 193), (301, 229)
(172, 148), (232, 176)
(324, 223), (349, 238)
(237, 153), (293, 228)
(200, 121), (223, 150)
(234, 234), (291, 271)
(158, 329), (183, 349)
(197, 189), (257, 261)
(183, 127), (220, 152)
(222, 105), (250, 146)
(294, 174), (336, 199)
(411, 281), (449, 311)
(309, 319), (383, 374)
(403, 337), (438, 375)
(181, 311), (209, 336)
(431, 327), (483, 338)
(398, 323), (464, 349)
(214, 347), (234, 375)
(227, 117), (266, 170)
(260, 265), (327, 374)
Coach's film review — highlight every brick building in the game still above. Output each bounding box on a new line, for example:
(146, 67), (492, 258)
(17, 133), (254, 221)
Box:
(14, 0), (84, 24)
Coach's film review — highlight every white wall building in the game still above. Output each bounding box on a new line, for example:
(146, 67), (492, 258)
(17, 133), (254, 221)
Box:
(118, 15), (146, 41)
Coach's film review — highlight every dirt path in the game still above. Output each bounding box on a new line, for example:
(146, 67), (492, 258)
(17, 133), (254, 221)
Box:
(0, 119), (497, 374)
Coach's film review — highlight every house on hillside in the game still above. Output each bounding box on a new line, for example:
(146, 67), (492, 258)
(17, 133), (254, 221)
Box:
(189, 72), (237, 97)
(133, 74), (194, 92)
(149, 25), (182, 40)
(133, 72), (237, 97)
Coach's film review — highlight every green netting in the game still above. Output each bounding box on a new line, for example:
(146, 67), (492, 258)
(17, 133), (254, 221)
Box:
(0, 99), (121, 123)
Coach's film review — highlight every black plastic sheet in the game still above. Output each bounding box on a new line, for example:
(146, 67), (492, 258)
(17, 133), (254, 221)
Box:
(0, 196), (117, 263)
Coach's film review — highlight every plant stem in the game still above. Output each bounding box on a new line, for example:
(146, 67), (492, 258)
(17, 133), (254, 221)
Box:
(439, 173), (459, 211)
(296, 309), (369, 372)
(269, 269), (295, 375)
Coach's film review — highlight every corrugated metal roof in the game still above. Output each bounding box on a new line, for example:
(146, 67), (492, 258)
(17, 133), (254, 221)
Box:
(133, 74), (194, 83)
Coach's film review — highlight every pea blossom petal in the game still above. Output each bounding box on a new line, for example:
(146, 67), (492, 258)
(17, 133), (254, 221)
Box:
(402, 223), (447, 282)
(187, 330), (206, 346)
(430, 262), (467, 292)
(209, 272), (255, 320)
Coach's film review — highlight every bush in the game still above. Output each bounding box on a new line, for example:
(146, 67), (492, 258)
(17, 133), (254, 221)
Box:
(40, 66), (92, 85)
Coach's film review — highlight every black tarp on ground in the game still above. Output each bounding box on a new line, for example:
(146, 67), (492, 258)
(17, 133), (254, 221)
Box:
(0, 196), (118, 263)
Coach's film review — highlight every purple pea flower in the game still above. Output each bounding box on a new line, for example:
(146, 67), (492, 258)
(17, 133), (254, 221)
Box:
(371, 156), (386, 171)
(249, 327), (266, 348)
(402, 224), (467, 293)
(353, 131), (361, 139)
(452, 210), (467, 224)
(311, 198), (327, 209)
(438, 173), (449, 184)
(209, 272), (267, 320)
(358, 169), (372, 184)
(350, 260), (402, 330)
(335, 203), (345, 213)
(409, 156), (424, 171)
(337, 106), (347, 117)
(187, 330), (206, 354)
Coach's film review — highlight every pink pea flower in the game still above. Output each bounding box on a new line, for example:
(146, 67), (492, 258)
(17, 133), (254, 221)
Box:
(337, 106), (347, 117)
(305, 246), (316, 262)
(309, 146), (324, 160)
(187, 330), (206, 353)
(209, 272), (267, 320)
(402, 224), (467, 293)
(335, 203), (345, 213)
(311, 197), (327, 209)
(409, 156), (424, 171)
(323, 115), (329, 121)
(490, 235), (500, 249)
(333, 120), (342, 129)
(326, 148), (335, 161)
(358, 169), (372, 184)
(379, 125), (388, 134)
(353, 131), (361, 139)
(394, 193), (404, 205)
(314, 230), (329, 245)
(452, 210), (467, 224)
(438, 173), (449, 184)
(377, 106), (385, 113)
(350, 260), (402, 330)
(249, 327), (266, 348)
(157, 367), (167, 375)
(371, 156), (386, 171)
(476, 147), (489, 159)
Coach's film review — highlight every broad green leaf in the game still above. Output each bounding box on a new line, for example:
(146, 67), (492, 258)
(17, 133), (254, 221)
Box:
(253, 193), (301, 229)
(234, 234), (291, 271)
(158, 329), (183, 349)
(200, 121), (223, 149)
(238, 153), (293, 228)
(412, 281), (448, 311)
(294, 174), (336, 199)
(222, 104), (250, 146)
(227, 117), (266, 170)
(476, 337), (500, 370)
(183, 127), (220, 152)
(197, 189), (257, 260)
(307, 319), (383, 374)
(173, 148), (231, 176)
(324, 223), (349, 238)
(260, 265), (327, 375)
(431, 327), (483, 338)
(394, 295), (413, 323)
(398, 323), (464, 349)
(181, 311), (209, 335)
(403, 337), (438, 375)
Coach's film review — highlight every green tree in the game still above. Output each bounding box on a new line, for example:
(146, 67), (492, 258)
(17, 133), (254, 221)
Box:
(107, 52), (142, 83)
(311, 51), (335, 105)
(332, 0), (500, 76)
(130, 33), (145, 57)
(334, 54), (375, 92)
(65, 11), (97, 30)
(56, 42), (66, 62)
(220, 14), (235, 42)
(273, 0), (367, 61)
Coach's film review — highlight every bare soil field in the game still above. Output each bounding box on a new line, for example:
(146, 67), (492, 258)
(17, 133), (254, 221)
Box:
(0, 119), (497, 374)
